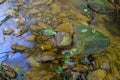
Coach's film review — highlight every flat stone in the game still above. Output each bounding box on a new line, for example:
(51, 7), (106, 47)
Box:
(29, 9), (39, 14)
(37, 51), (56, 62)
(73, 64), (88, 73)
(25, 35), (36, 41)
(87, 69), (107, 80)
(88, 0), (115, 13)
(15, 2), (24, 6)
(14, 26), (28, 37)
(2, 28), (14, 35)
(32, 0), (51, 6)
(29, 25), (41, 31)
(38, 22), (49, 29)
(73, 23), (110, 54)
(55, 31), (72, 47)
(25, 68), (62, 80)
(11, 44), (27, 52)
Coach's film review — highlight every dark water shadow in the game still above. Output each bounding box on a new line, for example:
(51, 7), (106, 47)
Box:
(102, 13), (120, 37)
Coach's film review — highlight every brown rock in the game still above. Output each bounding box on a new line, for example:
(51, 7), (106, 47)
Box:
(38, 22), (50, 29)
(40, 42), (53, 51)
(15, 2), (24, 6)
(25, 35), (36, 41)
(25, 68), (62, 80)
(32, 0), (51, 6)
(55, 22), (73, 34)
(29, 25), (41, 31)
(2, 28), (14, 35)
(73, 64), (88, 73)
(11, 44), (27, 52)
(37, 51), (56, 62)
(29, 9), (39, 14)
(87, 69), (107, 80)
(2, 64), (17, 80)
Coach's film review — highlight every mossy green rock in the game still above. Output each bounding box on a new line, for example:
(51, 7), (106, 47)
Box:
(88, 0), (115, 13)
(73, 23), (110, 54)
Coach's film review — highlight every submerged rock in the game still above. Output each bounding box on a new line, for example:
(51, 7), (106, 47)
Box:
(55, 31), (72, 47)
(11, 44), (27, 52)
(25, 68), (62, 80)
(14, 26), (28, 37)
(25, 35), (36, 42)
(72, 64), (88, 73)
(37, 51), (56, 62)
(0, 0), (6, 4)
(55, 22), (73, 34)
(87, 0), (115, 13)
(2, 64), (17, 80)
(39, 42), (53, 51)
(2, 28), (14, 35)
(87, 69), (107, 80)
(29, 9), (39, 14)
(73, 23), (110, 54)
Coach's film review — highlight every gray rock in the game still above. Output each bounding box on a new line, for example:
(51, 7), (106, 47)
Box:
(55, 31), (72, 47)
(14, 26), (28, 37)
(73, 23), (110, 54)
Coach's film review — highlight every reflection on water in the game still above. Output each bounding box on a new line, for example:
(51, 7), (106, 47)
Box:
(0, 1), (35, 78)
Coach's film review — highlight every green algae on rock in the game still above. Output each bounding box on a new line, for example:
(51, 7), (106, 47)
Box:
(43, 29), (56, 36)
(73, 23), (110, 54)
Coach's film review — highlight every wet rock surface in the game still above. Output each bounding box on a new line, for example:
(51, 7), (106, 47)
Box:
(74, 23), (110, 54)
(55, 31), (72, 47)
(37, 51), (56, 62)
(11, 44), (27, 52)
(0, 0), (5, 4)
(2, 28), (14, 35)
(87, 69), (107, 80)
(2, 64), (17, 80)
(0, 0), (120, 80)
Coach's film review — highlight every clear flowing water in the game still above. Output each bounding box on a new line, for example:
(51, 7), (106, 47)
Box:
(0, 0), (120, 80)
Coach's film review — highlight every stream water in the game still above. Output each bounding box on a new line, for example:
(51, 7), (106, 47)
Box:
(0, 0), (120, 80)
